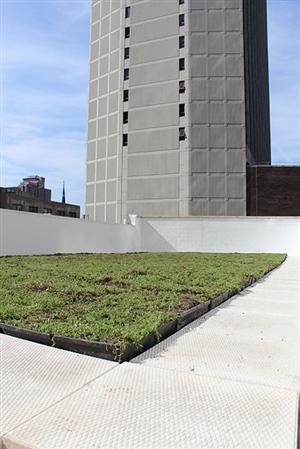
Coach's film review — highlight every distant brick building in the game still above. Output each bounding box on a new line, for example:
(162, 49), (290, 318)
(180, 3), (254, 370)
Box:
(0, 178), (80, 218)
(18, 176), (51, 201)
(246, 166), (300, 216)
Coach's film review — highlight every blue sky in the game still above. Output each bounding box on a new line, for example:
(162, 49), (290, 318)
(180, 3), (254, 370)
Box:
(1, 0), (299, 214)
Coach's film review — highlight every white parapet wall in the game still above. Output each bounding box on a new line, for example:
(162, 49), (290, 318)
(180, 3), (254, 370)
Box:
(139, 217), (300, 256)
(1, 209), (299, 256)
(0, 209), (139, 256)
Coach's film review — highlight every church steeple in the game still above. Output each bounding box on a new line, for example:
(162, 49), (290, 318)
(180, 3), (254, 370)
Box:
(62, 181), (66, 204)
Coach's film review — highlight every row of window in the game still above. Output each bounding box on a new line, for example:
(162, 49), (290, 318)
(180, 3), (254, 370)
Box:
(123, 126), (186, 147)
(11, 204), (77, 217)
(122, 104), (184, 125)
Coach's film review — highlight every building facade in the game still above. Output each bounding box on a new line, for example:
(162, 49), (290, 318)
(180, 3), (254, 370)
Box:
(85, 0), (271, 223)
(18, 176), (52, 201)
(247, 166), (300, 217)
(0, 186), (80, 218)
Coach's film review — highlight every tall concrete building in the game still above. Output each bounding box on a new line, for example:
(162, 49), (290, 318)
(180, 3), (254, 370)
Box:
(85, 0), (271, 223)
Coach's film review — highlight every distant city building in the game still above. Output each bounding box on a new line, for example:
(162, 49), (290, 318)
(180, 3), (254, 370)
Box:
(0, 177), (80, 218)
(85, 0), (271, 223)
(18, 176), (51, 201)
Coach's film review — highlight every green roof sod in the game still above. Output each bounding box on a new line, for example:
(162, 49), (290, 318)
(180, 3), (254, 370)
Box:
(0, 253), (286, 361)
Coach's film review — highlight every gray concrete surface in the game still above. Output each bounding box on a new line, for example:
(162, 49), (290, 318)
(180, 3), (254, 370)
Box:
(1, 257), (299, 449)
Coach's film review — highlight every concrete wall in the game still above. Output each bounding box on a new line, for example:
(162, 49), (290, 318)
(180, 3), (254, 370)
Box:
(1, 209), (299, 256)
(139, 217), (300, 256)
(0, 209), (139, 256)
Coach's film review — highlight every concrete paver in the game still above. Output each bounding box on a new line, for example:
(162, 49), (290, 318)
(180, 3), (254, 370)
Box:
(1, 257), (299, 449)
(2, 363), (298, 449)
(0, 335), (117, 437)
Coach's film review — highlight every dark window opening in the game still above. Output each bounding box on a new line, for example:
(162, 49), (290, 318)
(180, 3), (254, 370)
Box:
(124, 90), (129, 102)
(179, 58), (185, 71)
(179, 80), (185, 93)
(123, 134), (128, 146)
(125, 6), (130, 18)
(179, 36), (185, 48)
(124, 68), (129, 80)
(179, 104), (185, 117)
(57, 210), (65, 216)
(179, 127), (186, 140)
(29, 206), (38, 213)
(179, 14), (184, 26)
(123, 111), (128, 124)
(125, 27), (130, 39)
(43, 208), (52, 214)
(12, 204), (23, 211)
(124, 47), (130, 59)
(179, 0), (184, 4)
(11, 204), (23, 210)
(68, 212), (77, 218)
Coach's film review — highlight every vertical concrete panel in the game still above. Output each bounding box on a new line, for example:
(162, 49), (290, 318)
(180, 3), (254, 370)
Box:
(97, 140), (106, 160)
(190, 175), (208, 198)
(87, 142), (96, 162)
(96, 161), (106, 180)
(190, 151), (209, 173)
(209, 176), (226, 198)
(228, 176), (244, 198)
(107, 181), (117, 201)
(209, 151), (226, 173)
(96, 183), (105, 202)
(86, 163), (96, 183)
(85, 184), (95, 203)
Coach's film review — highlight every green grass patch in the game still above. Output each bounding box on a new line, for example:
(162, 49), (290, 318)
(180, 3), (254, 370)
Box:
(0, 252), (285, 345)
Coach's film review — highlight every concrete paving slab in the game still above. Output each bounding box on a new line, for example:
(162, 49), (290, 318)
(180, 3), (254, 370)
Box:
(133, 258), (300, 392)
(134, 327), (299, 390)
(192, 307), (299, 341)
(2, 363), (298, 449)
(224, 295), (299, 317)
(0, 334), (117, 437)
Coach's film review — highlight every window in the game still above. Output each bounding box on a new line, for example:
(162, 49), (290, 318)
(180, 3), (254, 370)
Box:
(179, 127), (186, 140)
(12, 204), (23, 211)
(179, 80), (185, 93)
(123, 111), (128, 124)
(179, 36), (185, 48)
(179, 0), (184, 4)
(179, 58), (185, 71)
(124, 90), (129, 102)
(28, 206), (38, 213)
(125, 27), (130, 39)
(124, 47), (130, 59)
(124, 68), (129, 80)
(123, 134), (128, 146)
(179, 104), (185, 117)
(43, 208), (52, 214)
(57, 210), (65, 216)
(179, 14), (184, 26)
(125, 6), (130, 18)
(68, 212), (77, 218)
